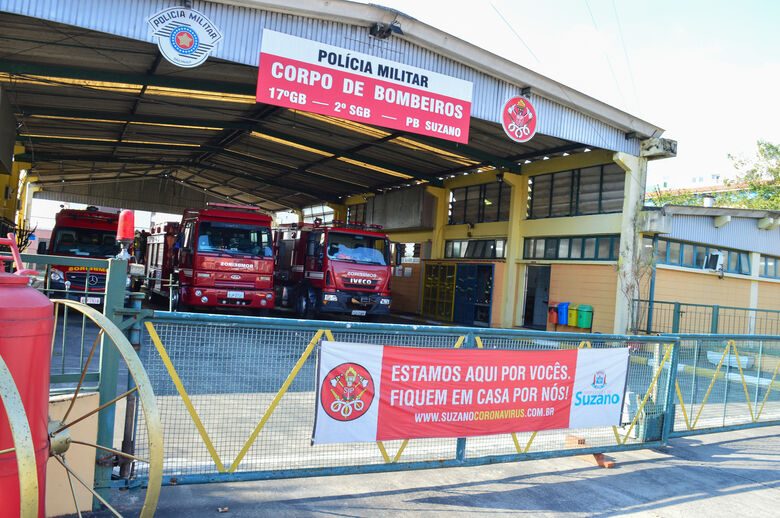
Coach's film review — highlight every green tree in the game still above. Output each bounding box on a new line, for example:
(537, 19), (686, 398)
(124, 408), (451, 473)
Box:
(726, 140), (780, 210)
(647, 140), (779, 210)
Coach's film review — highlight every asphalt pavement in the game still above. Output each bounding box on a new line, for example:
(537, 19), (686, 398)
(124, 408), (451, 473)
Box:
(76, 425), (779, 518)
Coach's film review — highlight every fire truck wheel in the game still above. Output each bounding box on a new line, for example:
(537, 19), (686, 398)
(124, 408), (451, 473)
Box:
(170, 283), (184, 312)
(296, 288), (318, 319)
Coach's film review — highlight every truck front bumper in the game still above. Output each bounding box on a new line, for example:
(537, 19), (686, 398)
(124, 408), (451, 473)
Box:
(319, 291), (390, 316)
(182, 286), (275, 309)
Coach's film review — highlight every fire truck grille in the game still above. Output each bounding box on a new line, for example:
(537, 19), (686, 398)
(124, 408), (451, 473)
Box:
(215, 281), (254, 289)
(343, 281), (377, 289)
(65, 272), (106, 291)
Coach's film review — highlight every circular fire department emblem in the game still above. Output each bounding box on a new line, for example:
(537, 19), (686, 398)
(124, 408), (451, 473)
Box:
(321, 363), (374, 421)
(147, 7), (222, 68)
(501, 96), (538, 143)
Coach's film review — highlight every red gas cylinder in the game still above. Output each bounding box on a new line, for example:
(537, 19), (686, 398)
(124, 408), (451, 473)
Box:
(0, 272), (54, 517)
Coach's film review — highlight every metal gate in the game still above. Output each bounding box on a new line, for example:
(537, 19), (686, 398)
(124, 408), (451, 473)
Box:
(118, 313), (696, 487)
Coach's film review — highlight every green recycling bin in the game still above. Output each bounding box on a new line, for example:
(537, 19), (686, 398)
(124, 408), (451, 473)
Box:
(577, 304), (594, 328)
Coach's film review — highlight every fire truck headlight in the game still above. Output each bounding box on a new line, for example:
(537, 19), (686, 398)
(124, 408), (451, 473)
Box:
(50, 269), (64, 283)
(200, 296), (208, 303)
(380, 298), (390, 305)
(195, 290), (202, 297)
(265, 293), (273, 300)
(324, 294), (338, 302)
(260, 299), (267, 306)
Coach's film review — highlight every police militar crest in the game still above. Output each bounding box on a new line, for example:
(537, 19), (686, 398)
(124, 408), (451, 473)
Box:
(148, 7), (222, 68)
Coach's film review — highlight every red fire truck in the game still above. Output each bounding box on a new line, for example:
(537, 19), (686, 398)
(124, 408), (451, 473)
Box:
(273, 219), (397, 319)
(167, 203), (275, 312)
(39, 206), (120, 304)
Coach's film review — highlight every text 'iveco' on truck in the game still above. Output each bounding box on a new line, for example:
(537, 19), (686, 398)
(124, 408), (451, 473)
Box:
(165, 203), (275, 313)
(37, 206), (119, 305)
(273, 219), (399, 319)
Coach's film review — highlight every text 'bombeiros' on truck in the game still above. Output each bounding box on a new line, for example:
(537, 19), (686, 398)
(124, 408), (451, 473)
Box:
(273, 218), (400, 319)
(37, 206), (120, 305)
(147, 203), (275, 313)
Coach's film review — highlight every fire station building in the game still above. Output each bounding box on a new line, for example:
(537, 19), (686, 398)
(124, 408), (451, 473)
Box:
(1, 0), (681, 333)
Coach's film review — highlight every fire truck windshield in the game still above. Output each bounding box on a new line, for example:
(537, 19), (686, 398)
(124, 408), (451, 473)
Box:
(326, 232), (389, 265)
(51, 227), (120, 258)
(196, 221), (273, 257)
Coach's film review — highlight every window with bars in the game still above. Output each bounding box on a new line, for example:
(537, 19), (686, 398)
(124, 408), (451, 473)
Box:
(347, 203), (367, 224)
(527, 163), (625, 218)
(449, 181), (510, 225)
(523, 235), (620, 261)
(445, 239), (507, 259)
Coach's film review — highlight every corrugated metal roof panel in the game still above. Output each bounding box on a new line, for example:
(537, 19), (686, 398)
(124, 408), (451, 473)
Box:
(1, 0), (641, 153)
(667, 214), (780, 256)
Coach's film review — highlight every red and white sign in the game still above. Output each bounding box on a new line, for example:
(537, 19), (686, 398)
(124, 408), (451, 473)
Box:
(501, 96), (538, 143)
(256, 30), (473, 144)
(313, 341), (629, 443)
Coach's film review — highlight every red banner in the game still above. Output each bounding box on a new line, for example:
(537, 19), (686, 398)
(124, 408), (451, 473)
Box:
(313, 342), (629, 444)
(377, 347), (576, 439)
(256, 30), (473, 144)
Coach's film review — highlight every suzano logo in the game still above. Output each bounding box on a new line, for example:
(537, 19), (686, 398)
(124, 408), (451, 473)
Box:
(592, 370), (607, 390)
(574, 391), (621, 407)
(574, 368), (621, 406)
(321, 363), (374, 421)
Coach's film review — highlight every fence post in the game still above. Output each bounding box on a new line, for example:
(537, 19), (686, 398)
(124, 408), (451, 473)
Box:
(671, 302), (681, 333)
(711, 305), (720, 334)
(119, 291), (145, 478)
(93, 258), (127, 510)
(661, 339), (680, 444)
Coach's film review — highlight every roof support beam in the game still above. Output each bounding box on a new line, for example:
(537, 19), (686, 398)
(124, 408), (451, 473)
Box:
(17, 106), (442, 185)
(14, 152), (339, 204)
(18, 136), (366, 193)
(409, 135), (522, 173)
(0, 60), (254, 96)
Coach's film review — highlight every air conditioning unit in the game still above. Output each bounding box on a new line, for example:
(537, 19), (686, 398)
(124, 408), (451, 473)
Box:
(705, 251), (724, 271)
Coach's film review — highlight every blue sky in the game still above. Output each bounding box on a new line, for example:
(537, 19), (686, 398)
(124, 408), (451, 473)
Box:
(365, 0), (780, 188)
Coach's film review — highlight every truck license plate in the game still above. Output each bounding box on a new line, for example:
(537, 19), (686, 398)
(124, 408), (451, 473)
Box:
(80, 296), (101, 304)
(227, 291), (244, 299)
(351, 310), (366, 316)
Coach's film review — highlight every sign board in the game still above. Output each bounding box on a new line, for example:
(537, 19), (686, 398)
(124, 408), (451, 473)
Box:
(501, 96), (538, 143)
(313, 341), (629, 443)
(256, 30), (473, 144)
(0, 86), (14, 174)
(147, 7), (223, 68)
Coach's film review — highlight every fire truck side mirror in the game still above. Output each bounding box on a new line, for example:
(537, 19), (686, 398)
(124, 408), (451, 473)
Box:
(37, 241), (47, 255)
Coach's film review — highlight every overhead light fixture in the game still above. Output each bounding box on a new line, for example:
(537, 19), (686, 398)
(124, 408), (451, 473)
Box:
(369, 21), (403, 39)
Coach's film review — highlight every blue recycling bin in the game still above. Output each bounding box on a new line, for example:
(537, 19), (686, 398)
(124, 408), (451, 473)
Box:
(557, 302), (570, 325)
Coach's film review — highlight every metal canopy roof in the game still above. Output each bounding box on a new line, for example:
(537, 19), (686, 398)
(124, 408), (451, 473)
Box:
(2, 8), (615, 212)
